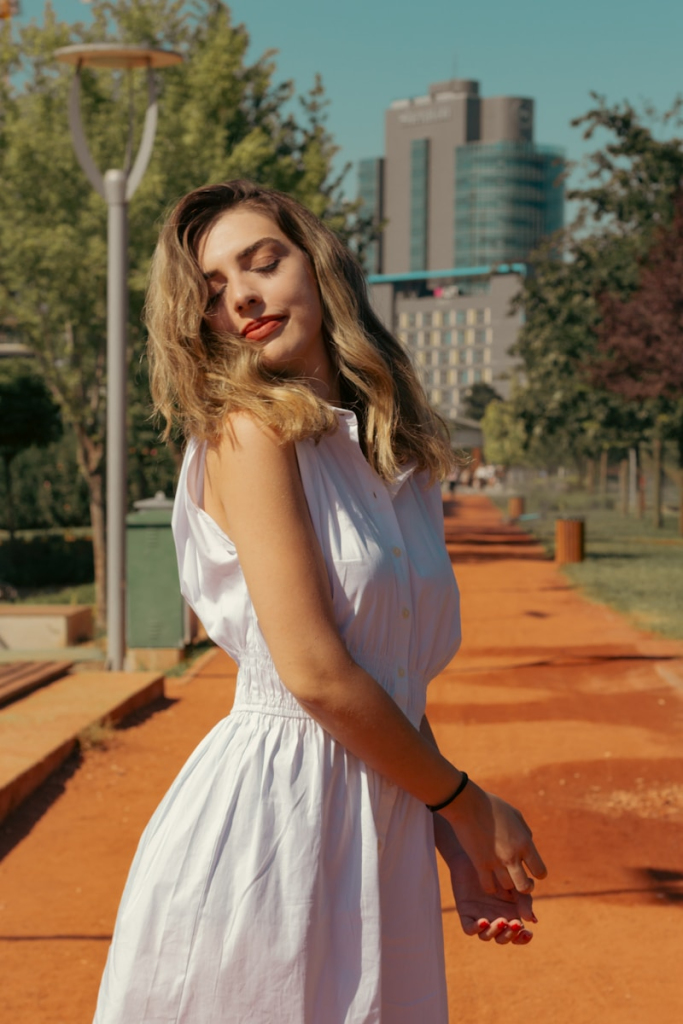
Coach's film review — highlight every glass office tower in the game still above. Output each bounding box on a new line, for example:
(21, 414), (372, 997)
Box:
(409, 139), (429, 271)
(454, 140), (564, 267)
(357, 157), (385, 274)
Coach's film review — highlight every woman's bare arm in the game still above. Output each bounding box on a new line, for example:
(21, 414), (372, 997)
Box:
(204, 415), (546, 894)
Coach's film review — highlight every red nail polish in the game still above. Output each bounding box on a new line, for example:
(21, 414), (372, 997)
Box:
(496, 920), (507, 932)
(509, 922), (522, 932)
(477, 919), (490, 931)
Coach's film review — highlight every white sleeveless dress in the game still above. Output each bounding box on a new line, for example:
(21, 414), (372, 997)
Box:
(93, 408), (461, 1024)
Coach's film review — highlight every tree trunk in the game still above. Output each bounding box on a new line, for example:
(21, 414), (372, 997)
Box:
(585, 458), (595, 494)
(73, 427), (106, 631)
(652, 437), (663, 529)
(628, 448), (638, 514)
(599, 450), (608, 506)
(619, 458), (628, 515)
(2, 453), (16, 544)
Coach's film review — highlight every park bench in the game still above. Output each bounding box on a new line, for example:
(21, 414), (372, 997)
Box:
(0, 660), (73, 708)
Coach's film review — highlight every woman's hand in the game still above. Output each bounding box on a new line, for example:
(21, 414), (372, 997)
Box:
(446, 835), (537, 944)
(440, 780), (547, 897)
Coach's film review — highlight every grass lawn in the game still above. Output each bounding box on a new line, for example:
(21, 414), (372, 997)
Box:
(493, 483), (683, 641)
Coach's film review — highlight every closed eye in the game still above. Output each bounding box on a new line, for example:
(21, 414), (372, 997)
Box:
(253, 259), (280, 275)
(205, 286), (225, 311)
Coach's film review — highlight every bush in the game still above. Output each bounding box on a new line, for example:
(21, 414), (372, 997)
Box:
(0, 533), (94, 588)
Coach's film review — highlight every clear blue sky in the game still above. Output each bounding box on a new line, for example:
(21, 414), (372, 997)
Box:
(14, 0), (683, 209)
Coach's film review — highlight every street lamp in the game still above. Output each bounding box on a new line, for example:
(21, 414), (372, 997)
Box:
(55, 44), (183, 671)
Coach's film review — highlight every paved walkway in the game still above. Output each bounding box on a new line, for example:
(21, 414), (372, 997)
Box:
(0, 496), (682, 1023)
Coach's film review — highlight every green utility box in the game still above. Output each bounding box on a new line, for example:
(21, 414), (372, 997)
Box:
(126, 492), (185, 649)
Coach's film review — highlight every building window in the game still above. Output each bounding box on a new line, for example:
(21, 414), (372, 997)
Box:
(407, 312), (417, 328)
(406, 332), (418, 348)
(432, 311), (442, 327)
(357, 156), (384, 274)
(399, 331), (408, 345)
(466, 328), (475, 346)
(475, 329), (486, 346)
(448, 369), (458, 385)
(474, 369), (482, 383)
(486, 328), (493, 345)
(456, 329), (466, 346)
(466, 308), (477, 326)
(473, 348), (484, 364)
(484, 367), (493, 383)
(455, 310), (466, 325)
(416, 350), (426, 366)
(422, 312), (432, 328)
(485, 308), (492, 325)
(475, 309), (486, 326)
(399, 312), (408, 329)
(431, 330), (441, 346)
(458, 369), (469, 385)
(416, 332), (425, 348)
(449, 350), (459, 366)
(442, 330), (452, 345)
(484, 347), (492, 364)
(431, 349), (439, 367)
(431, 388), (442, 404)
(454, 139), (565, 268)
(410, 139), (429, 272)
(432, 369), (441, 386)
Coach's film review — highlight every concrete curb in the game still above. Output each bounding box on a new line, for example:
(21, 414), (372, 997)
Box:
(0, 671), (164, 825)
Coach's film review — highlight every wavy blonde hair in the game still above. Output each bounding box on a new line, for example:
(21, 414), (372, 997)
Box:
(145, 179), (454, 481)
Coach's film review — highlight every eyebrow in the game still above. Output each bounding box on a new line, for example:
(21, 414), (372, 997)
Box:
(202, 236), (283, 280)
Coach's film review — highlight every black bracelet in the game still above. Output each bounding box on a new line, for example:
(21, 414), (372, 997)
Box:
(426, 772), (469, 813)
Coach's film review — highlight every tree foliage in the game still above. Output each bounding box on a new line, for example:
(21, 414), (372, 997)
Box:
(462, 382), (502, 422)
(480, 399), (527, 467)
(0, 371), (62, 538)
(593, 192), (683, 401)
(0, 0), (366, 619)
(507, 94), (683, 469)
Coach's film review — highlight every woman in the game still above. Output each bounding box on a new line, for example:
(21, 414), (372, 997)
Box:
(93, 180), (546, 1024)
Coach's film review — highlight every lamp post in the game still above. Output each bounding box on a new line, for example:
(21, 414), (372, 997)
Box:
(55, 44), (183, 671)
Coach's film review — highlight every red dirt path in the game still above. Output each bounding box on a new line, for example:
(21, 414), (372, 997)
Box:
(1, 495), (682, 1023)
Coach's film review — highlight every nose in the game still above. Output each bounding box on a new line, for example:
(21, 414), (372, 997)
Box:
(232, 280), (262, 314)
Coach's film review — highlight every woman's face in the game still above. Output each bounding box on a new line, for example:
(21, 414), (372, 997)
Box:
(198, 207), (336, 396)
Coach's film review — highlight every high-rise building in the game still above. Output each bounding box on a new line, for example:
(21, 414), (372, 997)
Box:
(357, 79), (564, 422)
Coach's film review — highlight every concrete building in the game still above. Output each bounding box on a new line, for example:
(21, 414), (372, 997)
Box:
(357, 78), (563, 420)
(394, 272), (522, 420)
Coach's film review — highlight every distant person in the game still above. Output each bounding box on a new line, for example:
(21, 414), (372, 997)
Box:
(93, 180), (546, 1023)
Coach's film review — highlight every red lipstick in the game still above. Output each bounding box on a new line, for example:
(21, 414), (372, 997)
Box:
(241, 317), (285, 341)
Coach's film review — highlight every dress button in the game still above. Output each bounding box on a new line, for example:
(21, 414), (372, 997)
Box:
(392, 546), (402, 557)
(397, 667), (406, 678)
(401, 607), (410, 619)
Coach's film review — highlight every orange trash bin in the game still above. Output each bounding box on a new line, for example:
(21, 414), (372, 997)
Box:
(555, 518), (584, 564)
(508, 496), (525, 520)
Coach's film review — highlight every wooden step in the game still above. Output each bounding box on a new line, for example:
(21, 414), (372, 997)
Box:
(0, 660), (73, 708)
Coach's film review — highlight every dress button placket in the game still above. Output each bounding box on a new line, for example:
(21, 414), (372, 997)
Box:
(389, 527), (411, 710)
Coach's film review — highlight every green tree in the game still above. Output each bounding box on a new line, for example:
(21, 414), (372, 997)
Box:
(0, 0), (367, 625)
(0, 373), (62, 541)
(510, 95), (683, 476)
(480, 399), (527, 467)
(462, 382), (502, 422)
